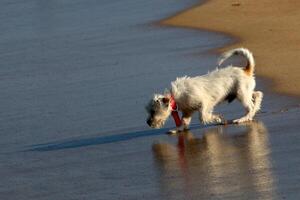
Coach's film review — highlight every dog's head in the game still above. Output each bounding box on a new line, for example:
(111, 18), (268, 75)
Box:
(146, 94), (172, 129)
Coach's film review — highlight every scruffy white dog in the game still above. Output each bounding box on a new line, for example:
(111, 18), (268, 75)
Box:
(146, 48), (263, 130)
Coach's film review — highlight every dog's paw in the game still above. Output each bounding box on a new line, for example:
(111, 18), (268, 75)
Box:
(212, 114), (226, 124)
(233, 119), (241, 124)
(233, 117), (253, 124)
(167, 128), (182, 135)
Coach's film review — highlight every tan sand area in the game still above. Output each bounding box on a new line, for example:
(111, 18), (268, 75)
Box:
(161, 0), (300, 96)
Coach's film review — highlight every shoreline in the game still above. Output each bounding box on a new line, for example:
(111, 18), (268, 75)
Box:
(160, 0), (300, 97)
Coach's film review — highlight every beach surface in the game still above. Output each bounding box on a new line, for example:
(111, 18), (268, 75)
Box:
(162, 0), (300, 96)
(1, 0), (300, 200)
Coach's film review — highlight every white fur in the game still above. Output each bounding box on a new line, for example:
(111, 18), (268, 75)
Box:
(218, 47), (255, 68)
(146, 48), (263, 130)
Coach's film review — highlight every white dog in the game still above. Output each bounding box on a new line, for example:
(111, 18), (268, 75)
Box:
(146, 48), (263, 131)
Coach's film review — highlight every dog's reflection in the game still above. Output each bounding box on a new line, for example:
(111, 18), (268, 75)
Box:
(152, 121), (277, 200)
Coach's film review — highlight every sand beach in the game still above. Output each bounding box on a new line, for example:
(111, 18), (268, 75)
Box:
(162, 0), (300, 96)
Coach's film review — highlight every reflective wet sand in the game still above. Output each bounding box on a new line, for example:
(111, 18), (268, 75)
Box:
(153, 122), (277, 199)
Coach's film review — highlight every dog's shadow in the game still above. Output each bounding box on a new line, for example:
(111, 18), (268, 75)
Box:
(25, 123), (205, 152)
(26, 127), (170, 152)
(152, 121), (277, 198)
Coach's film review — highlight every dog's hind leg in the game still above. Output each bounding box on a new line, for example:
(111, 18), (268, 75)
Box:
(233, 93), (255, 123)
(252, 91), (263, 115)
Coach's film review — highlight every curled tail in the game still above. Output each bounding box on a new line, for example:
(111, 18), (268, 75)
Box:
(218, 47), (255, 76)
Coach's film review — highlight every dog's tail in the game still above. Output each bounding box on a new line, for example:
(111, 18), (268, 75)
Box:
(218, 48), (255, 76)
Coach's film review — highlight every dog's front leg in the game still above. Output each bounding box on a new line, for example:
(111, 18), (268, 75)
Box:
(182, 112), (192, 130)
(199, 105), (223, 124)
(168, 112), (191, 134)
(199, 105), (212, 124)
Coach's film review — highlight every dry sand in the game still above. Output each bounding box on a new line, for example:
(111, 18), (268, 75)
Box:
(161, 0), (300, 97)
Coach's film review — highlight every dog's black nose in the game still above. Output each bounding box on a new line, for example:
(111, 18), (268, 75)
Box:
(147, 118), (152, 126)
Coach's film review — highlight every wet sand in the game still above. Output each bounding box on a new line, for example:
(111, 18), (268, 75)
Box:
(1, 0), (300, 200)
(162, 0), (300, 96)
